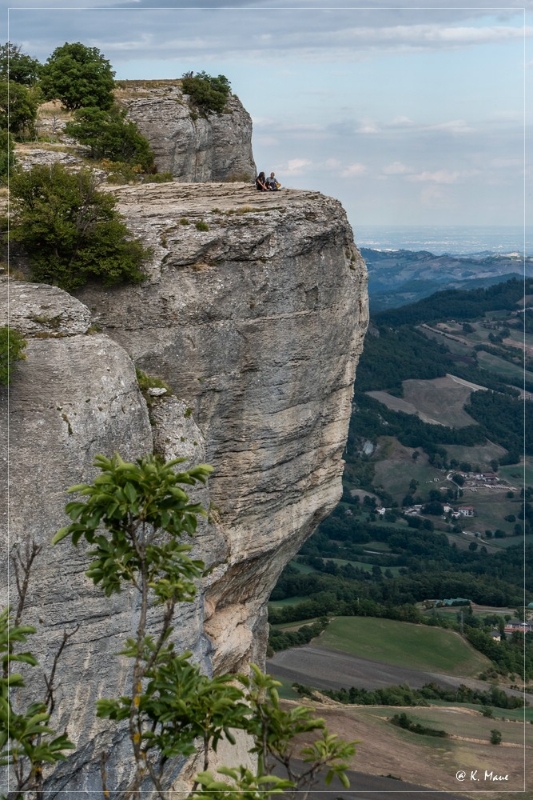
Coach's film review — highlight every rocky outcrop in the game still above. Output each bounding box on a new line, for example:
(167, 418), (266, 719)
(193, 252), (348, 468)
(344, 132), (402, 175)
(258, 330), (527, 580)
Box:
(0, 181), (368, 794)
(77, 181), (368, 673)
(118, 81), (256, 182)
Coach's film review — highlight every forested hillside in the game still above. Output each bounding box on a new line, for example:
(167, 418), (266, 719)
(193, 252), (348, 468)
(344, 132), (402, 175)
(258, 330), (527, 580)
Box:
(269, 277), (533, 680)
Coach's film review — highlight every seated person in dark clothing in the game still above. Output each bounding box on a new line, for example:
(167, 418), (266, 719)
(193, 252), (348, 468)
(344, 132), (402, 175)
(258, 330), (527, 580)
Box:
(256, 171), (269, 191)
(266, 172), (280, 190)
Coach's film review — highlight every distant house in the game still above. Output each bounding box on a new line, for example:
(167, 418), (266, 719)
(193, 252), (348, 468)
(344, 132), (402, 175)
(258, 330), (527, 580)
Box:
(443, 504), (454, 514)
(376, 507), (386, 516)
(490, 630), (501, 641)
(504, 622), (533, 634)
(458, 506), (475, 517)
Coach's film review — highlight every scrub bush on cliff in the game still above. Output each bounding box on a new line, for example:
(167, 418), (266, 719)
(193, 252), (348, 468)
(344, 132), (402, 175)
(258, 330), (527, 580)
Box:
(0, 81), (39, 141)
(40, 42), (115, 111)
(9, 164), (150, 291)
(49, 452), (356, 798)
(0, 130), (15, 185)
(64, 104), (154, 172)
(0, 327), (26, 385)
(181, 71), (231, 114)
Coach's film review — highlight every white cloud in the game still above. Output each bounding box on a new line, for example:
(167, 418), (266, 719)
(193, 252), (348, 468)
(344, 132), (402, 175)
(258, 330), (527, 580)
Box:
(255, 135), (280, 147)
(283, 158), (312, 174)
(408, 169), (478, 184)
(335, 23), (531, 51)
(489, 157), (523, 169)
(426, 119), (476, 134)
(325, 158), (341, 169)
(382, 161), (411, 175)
(341, 163), (367, 178)
(390, 116), (414, 127)
(356, 120), (380, 134)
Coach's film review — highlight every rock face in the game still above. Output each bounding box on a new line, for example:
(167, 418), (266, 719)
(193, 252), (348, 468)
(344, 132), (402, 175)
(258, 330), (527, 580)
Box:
(0, 181), (368, 795)
(118, 81), (256, 182)
(78, 182), (368, 673)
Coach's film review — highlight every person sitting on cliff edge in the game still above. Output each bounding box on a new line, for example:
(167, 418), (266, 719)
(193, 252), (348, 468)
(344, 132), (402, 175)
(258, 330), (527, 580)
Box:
(256, 171), (270, 191)
(266, 172), (281, 190)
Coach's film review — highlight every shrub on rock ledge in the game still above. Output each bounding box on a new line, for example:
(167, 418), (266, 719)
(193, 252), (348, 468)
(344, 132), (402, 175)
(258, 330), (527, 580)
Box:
(9, 164), (150, 291)
(0, 326), (26, 385)
(64, 104), (154, 172)
(181, 71), (231, 114)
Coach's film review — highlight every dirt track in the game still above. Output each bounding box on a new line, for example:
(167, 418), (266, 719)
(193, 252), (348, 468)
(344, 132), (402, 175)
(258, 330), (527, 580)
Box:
(267, 645), (525, 697)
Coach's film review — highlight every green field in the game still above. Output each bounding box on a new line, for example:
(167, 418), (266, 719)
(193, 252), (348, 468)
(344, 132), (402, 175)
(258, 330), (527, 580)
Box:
(507, 328), (533, 348)
(318, 617), (491, 676)
(487, 533), (533, 549)
(358, 705), (530, 746)
(477, 350), (533, 385)
(364, 541), (392, 552)
(269, 596), (306, 608)
(272, 617), (321, 631)
(290, 561), (317, 574)
(421, 328), (472, 356)
(445, 441), (508, 470)
(460, 492), (523, 536)
(372, 437), (444, 501)
(499, 459), (533, 488)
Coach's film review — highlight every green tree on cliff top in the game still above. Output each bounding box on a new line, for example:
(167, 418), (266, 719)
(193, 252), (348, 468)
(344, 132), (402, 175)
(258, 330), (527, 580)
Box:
(40, 42), (115, 110)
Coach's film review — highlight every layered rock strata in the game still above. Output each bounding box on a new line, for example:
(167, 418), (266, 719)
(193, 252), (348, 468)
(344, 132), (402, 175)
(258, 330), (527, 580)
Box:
(0, 182), (368, 794)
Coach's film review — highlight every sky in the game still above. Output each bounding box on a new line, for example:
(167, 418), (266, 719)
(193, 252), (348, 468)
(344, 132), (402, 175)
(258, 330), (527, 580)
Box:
(1, 0), (532, 238)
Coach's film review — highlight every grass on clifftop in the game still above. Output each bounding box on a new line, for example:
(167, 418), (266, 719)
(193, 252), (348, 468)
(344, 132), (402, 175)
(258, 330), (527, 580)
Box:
(319, 617), (491, 677)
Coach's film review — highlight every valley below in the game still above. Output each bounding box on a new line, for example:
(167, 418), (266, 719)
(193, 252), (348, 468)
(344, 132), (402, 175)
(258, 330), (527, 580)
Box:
(266, 270), (533, 797)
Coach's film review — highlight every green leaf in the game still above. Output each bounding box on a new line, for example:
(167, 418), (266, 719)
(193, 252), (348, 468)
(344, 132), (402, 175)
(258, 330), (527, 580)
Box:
(51, 526), (71, 545)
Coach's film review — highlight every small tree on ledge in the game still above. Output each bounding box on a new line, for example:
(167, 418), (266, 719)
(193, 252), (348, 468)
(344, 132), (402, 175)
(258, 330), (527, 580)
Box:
(48, 452), (356, 799)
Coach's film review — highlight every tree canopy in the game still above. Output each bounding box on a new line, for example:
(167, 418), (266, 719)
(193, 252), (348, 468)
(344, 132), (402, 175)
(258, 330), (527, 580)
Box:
(0, 81), (39, 140)
(0, 42), (41, 85)
(40, 42), (115, 110)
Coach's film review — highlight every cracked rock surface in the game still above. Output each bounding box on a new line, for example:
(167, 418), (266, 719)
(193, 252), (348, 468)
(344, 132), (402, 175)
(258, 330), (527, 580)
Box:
(78, 181), (369, 675)
(120, 83), (256, 182)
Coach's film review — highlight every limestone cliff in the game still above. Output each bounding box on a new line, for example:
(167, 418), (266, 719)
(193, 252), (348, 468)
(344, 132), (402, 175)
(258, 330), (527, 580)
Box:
(117, 80), (256, 182)
(0, 182), (367, 795)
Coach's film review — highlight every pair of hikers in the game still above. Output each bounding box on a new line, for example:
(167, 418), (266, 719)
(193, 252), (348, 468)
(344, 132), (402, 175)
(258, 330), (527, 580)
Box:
(256, 171), (281, 191)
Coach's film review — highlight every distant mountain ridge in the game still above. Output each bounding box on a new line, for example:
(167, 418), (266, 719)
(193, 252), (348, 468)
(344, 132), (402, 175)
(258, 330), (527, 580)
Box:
(362, 247), (533, 311)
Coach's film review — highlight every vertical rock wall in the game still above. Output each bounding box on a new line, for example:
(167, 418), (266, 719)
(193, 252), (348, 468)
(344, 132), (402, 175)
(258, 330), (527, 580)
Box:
(0, 182), (368, 795)
(118, 81), (256, 182)
(78, 182), (369, 673)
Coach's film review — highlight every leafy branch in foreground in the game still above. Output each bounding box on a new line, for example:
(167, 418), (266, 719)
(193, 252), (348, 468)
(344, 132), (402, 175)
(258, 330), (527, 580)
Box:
(51, 452), (357, 799)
